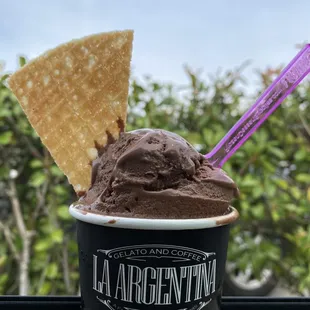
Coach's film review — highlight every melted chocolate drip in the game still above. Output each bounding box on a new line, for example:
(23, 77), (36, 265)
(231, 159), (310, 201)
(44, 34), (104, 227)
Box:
(90, 161), (100, 186)
(77, 191), (86, 198)
(90, 132), (118, 187)
(106, 130), (116, 145)
(94, 140), (103, 151)
(117, 117), (125, 133)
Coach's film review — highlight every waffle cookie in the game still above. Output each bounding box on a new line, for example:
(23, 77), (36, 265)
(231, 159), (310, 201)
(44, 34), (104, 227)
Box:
(8, 30), (133, 194)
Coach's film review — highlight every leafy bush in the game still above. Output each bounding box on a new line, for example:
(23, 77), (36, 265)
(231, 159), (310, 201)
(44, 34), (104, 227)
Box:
(0, 59), (309, 295)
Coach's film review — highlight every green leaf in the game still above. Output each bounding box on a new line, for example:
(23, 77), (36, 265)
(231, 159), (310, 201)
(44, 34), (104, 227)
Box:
(152, 83), (161, 91)
(0, 166), (9, 179)
(251, 204), (265, 219)
(30, 171), (46, 187)
(265, 183), (276, 197)
(262, 160), (276, 172)
(271, 210), (280, 222)
(71, 271), (79, 280)
(284, 203), (299, 213)
(268, 146), (286, 159)
(0, 256), (7, 267)
(38, 282), (52, 295)
(0, 107), (11, 117)
(252, 186), (264, 199)
(50, 165), (63, 177)
(267, 247), (281, 261)
(291, 266), (306, 276)
(57, 205), (71, 220)
(295, 173), (310, 183)
(53, 185), (68, 196)
(0, 131), (13, 145)
(30, 159), (43, 168)
(51, 229), (63, 244)
(46, 263), (58, 279)
(240, 201), (250, 211)
(19, 56), (27, 67)
(290, 187), (302, 200)
(273, 178), (288, 190)
(294, 149), (307, 161)
(0, 74), (10, 83)
(34, 240), (51, 252)
(0, 274), (8, 286)
(241, 175), (259, 188)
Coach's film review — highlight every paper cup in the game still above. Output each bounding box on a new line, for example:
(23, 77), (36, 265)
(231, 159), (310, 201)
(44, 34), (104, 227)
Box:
(70, 205), (239, 310)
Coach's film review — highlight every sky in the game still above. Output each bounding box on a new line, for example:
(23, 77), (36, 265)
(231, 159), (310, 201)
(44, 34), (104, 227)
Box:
(1, 0), (310, 93)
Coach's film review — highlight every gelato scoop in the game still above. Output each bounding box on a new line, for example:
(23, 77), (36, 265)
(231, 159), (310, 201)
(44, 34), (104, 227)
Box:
(77, 129), (238, 219)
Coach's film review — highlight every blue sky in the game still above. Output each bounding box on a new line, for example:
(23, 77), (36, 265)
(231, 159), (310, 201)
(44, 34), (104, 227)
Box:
(1, 0), (309, 91)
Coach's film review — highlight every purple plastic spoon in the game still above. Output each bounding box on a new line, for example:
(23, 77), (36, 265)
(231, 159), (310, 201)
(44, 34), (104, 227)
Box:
(206, 44), (310, 168)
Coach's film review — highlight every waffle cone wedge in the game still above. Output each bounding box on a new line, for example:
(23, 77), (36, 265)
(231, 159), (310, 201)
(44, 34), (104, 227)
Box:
(8, 30), (133, 194)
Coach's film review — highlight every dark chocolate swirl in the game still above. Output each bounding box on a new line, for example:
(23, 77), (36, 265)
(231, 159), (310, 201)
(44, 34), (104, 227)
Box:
(79, 129), (238, 219)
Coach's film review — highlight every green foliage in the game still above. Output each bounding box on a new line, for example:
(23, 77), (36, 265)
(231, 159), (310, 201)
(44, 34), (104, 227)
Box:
(0, 60), (77, 295)
(0, 56), (309, 296)
(128, 65), (310, 296)
(19, 56), (27, 68)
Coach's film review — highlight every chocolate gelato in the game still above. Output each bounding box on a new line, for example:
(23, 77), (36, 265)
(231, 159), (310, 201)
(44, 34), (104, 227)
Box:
(76, 129), (238, 219)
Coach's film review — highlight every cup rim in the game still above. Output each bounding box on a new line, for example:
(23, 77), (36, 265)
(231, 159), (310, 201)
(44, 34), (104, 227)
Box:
(69, 204), (239, 230)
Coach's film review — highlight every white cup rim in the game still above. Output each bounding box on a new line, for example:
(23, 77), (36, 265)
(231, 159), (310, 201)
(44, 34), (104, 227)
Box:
(69, 204), (239, 230)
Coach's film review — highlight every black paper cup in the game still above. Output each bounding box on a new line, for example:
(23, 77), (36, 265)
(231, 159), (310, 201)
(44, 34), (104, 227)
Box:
(69, 205), (239, 310)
